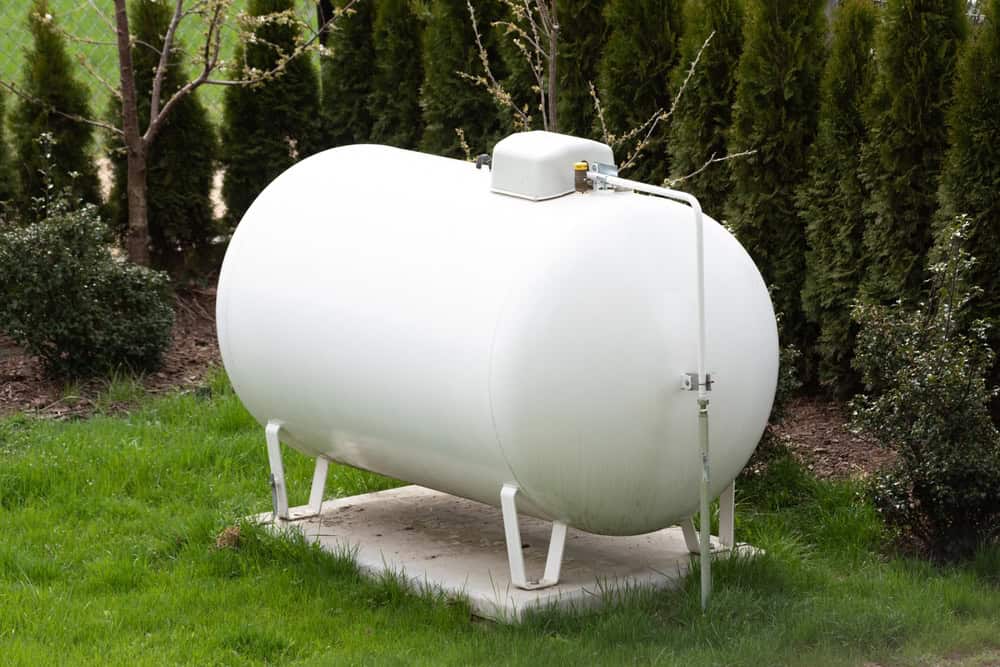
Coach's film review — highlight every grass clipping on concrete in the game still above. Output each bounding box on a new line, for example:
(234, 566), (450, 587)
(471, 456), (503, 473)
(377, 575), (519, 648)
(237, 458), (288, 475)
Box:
(0, 371), (998, 665)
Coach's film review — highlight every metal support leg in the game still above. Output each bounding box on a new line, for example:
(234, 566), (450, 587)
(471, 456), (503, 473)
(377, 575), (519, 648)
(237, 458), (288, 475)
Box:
(265, 419), (329, 522)
(680, 517), (701, 553)
(500, 484), (567, 590)
(719, 481), (735, 549)
(266, 421), (289, 520)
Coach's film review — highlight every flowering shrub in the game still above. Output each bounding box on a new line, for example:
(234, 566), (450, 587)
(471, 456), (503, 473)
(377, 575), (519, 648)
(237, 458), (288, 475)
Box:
(852, 217), (1000, 560)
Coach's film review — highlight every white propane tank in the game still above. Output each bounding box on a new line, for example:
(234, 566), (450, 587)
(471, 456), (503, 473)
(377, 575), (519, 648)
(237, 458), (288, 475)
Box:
(217, 131), (779, 537)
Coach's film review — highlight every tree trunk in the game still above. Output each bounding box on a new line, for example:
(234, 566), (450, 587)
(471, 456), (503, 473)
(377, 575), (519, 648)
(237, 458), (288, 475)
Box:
(125, 147), (150, 265)
(547, 1), (559, 133)
(114, 0), (151, 266)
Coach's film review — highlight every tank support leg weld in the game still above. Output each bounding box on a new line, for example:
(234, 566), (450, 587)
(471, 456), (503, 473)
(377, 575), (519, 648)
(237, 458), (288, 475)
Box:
(500, 483), (567, 590)
(265, 420), (329, 522)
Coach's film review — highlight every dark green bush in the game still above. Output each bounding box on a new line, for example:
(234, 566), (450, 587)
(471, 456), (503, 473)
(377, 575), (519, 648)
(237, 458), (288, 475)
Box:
(369, 0), (424, 149)
(0, 201), (174, 377)
(320, 0), (376, 146)
(726, 0), (826, 355)
(798, 0), (878, 397)
(859, 0), (967, 305)
(852, 217), (1000, 561)
(420, 0), (504, 157)
(667, 0), (744, 207)
(222, 0), (323, 224)
(936, 0), (1000, 421)
(556, 0), (607, 138)
(597, 0), (683, 184)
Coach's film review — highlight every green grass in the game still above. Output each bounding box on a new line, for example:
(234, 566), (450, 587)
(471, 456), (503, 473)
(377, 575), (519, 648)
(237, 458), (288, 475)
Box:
(1, 371), (998, 665)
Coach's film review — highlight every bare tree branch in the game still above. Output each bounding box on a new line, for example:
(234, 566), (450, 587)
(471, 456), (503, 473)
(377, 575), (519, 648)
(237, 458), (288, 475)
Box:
(0, 80), (123, 136)
(664, 149), (758, 188)
(75, 52), (123, 101)
(149, 0), (185, 121)
(461, 1), (533, 130)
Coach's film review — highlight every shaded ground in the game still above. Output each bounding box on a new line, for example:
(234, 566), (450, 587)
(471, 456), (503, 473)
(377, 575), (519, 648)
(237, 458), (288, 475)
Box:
(0, 286), (219, 419)
(0, 290), (896, 479)
(772, 397), (897, 479)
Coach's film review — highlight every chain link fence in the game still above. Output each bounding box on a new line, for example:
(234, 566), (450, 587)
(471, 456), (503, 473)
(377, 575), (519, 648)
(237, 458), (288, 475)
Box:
(0, 1), (322, 132)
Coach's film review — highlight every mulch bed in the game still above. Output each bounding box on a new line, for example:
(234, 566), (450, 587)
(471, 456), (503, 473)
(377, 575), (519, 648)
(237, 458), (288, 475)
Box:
(0, 286), (220, 420)
(772, 397), (897, 479)
(1, 289), (895, 479)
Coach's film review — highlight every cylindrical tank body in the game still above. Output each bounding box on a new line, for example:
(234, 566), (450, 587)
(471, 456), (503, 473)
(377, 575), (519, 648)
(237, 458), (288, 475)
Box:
(217, 143), (778, 536)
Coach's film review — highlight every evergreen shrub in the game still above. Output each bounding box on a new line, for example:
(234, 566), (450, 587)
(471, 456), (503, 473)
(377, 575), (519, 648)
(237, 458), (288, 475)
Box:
(0, 199), (174, 377)
(556, 0), (607, 138)
(321, 0), (376, 146)
(222, 0), (322, 223)
(420, 0), (503, 156)
(667, 0), (744, 207)
(597, 0), (683, 184)
(12, 0), (101, 218)
(797, 0), (877, 397)
(726, 0), (825, 353)
(369, 0), (424, 148)
(935, 0), (1000, 420)
(860, 0), (967, 304)
(852, 217), (1000, 561)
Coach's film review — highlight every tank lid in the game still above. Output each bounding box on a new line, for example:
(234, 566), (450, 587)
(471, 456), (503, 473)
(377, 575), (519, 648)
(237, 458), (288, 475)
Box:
(490, 131), (615, 201)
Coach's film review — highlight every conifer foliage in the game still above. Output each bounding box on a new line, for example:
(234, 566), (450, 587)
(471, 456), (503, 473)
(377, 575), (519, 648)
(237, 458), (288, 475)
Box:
(369, 0), (424, 149)
(726, 0), (825, 348)
(109, 0), (216, 271)
(797, 0), (877, 396)
(0, 90), (14, 211)
(859, 0), (966, 304)
(222, 0), (323, 224)
(935, 0), (1000, 416)
(321, 0), (376, 146)
(598, 0), (683, 184)
(556, 0), (607, 138)
(667, 0), (744, 207)
(12, 0), (100, 217)
(420, 0), (503, 157)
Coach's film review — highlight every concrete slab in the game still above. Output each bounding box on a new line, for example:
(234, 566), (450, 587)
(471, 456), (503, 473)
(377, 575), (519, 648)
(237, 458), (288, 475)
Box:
(257, 485), (746, 621)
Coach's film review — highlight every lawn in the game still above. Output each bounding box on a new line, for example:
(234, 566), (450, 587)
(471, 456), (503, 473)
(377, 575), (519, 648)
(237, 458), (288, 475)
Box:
(0, 371), (998, 665)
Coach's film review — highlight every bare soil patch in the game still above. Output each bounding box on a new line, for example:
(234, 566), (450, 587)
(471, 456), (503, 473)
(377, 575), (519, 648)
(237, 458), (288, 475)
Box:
(772, 397), (896, 479)
(0, 286), (220, 419)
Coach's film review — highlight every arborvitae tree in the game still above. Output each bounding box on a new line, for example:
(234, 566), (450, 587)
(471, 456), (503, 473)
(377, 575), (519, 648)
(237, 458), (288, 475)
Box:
(222, 0), (323, 223)
(797, 0), (877, 397)
(725, 0), (825, 349)
(859, 0), (967, 304)
(109, 0), (216, 271)
(556, 0), (607, 138)
(935, 0), (1000, 418)
(420, 0), (504, 156)
(321, 0), (376, 146)
(666, 0), (744, 207)
(598, 0), (683, 184)
(369, 0), (424, 149)
(0, 90), (14, 211)
(11, 0), (100, 216)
